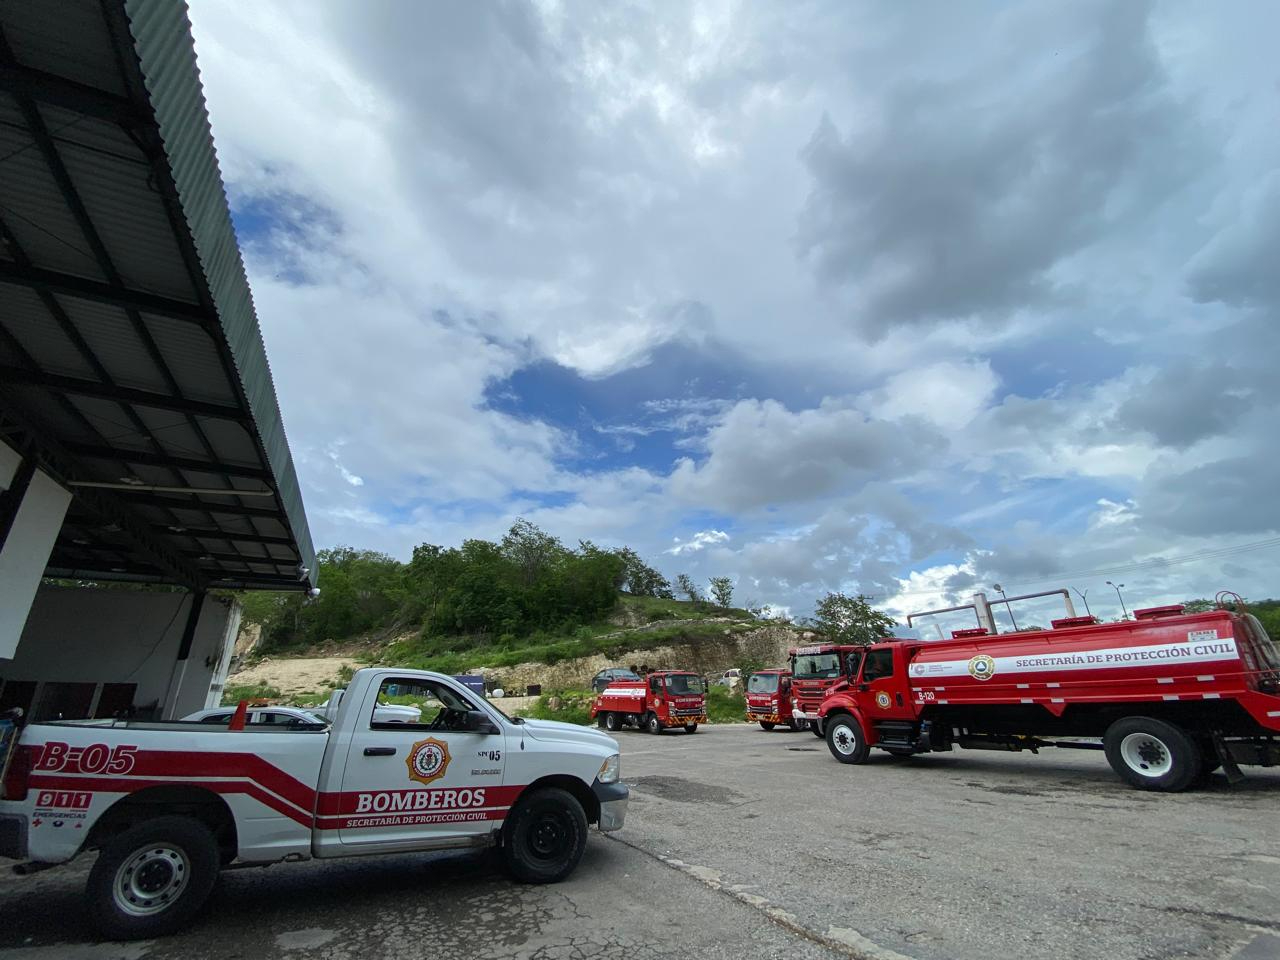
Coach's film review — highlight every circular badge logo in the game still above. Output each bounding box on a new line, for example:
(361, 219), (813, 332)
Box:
(967, 655), (996, 682)
(875, 691), (892, 709)
(405, 737), (451, 785)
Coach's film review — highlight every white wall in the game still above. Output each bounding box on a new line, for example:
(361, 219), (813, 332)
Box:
(0, 439), (72, 658)
(0, 584), (241, 720)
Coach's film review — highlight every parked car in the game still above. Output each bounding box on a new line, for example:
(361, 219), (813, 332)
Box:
(181, 706), (328, 728)
(592, 667), (641, 693)
(314, 688), (423, 724)
(714, 668), (742, 688)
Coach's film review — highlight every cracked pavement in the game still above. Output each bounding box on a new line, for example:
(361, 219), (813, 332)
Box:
(1, 724), (1277, 959)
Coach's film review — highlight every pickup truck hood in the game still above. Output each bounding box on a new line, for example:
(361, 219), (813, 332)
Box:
(518, 718), (618, 751)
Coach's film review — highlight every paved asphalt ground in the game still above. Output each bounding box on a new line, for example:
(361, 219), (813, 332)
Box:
(1, 723), (1278, 960)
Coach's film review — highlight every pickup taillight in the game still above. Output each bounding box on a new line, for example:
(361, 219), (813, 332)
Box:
(2, 745), (33, 802)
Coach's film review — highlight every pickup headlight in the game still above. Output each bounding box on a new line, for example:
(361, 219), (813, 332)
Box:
(597, 753), (621, 784)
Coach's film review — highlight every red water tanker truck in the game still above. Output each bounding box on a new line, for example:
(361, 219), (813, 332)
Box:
(590, 671), (707, 734)
(815, 600), (1280, 791)
(744, 669), (800, 731)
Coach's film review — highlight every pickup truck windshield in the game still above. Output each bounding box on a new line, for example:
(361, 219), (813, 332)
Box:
(792, 653), (840, 679)
(665, 674), (705, 695)
(747, 673), (780, 694)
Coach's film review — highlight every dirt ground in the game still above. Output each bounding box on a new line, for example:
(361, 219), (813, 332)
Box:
(228, 657), (357, 697)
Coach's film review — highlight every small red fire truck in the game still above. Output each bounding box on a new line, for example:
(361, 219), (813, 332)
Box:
(789, 643), (862, 736)
(745, 669), (799, 730)
(814, 601), (1280, 791)
(590, 671), (707, 734)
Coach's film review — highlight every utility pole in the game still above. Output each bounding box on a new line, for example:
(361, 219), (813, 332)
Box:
(1106, 581), (1129, 620)
(992, 583), (1019, 631)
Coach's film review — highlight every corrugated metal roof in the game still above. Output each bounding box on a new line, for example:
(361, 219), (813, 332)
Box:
(0, 0), (317, 591)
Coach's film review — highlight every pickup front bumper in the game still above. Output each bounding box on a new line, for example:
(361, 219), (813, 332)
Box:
(592, 779), (629, 832)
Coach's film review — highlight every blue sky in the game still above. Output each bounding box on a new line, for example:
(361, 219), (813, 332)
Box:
(191, 0), (1279, 627)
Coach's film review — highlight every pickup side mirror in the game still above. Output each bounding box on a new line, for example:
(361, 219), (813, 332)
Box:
(464, 710), (501, 735)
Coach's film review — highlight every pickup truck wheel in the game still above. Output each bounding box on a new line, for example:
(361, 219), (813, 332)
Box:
(759, 721), (776, 731)
(645, 712), (663, 735)
(603, 712), (621, 733)
(1104, 717), (1201, 792)
(501, 788), (588, 884)
(684, 723), (698, 734)
(87, 816), (219, 940)
(826, 714), (870, 764)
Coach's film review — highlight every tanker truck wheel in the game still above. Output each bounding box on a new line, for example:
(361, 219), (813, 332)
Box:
(1104, 717), (1201, 792)
(684, 723), (698, 734)
(603, 712), (621, 733)
(825, 714), (870, 764)
(645, 712), (663, 735)
(759, 721), (776, 731)
(811, 721), (825, 738)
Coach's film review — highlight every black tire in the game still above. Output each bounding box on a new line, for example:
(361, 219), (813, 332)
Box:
(86, 815), (220, 941)
(645, 712), (663, 735)
(501, 787), (588, 884)
(603, 712), (621, 733)
(684, 723), (698, 734)
(1103, 717), (1202, 792)
(811, 721), (825, 738)
(759, 721), (776, 731)
(825, 714), (870, 764)
(787, 718), (801, 732)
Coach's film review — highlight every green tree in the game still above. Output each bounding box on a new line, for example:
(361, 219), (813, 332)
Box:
(810, 592), (897, 646)
(618, 547), (672, 598)
(676, 573), (702, 604)
(709, 576), (734, 609)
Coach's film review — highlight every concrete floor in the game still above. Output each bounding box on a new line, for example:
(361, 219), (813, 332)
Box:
(1, 723), (1277, 959)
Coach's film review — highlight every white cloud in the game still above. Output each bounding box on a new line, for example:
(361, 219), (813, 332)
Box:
(184, 1), (1280, 621)
(666, 530), (731, 556)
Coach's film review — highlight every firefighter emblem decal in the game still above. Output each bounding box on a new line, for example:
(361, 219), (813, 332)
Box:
(405, 738), (451, 785)
(967, 655), (996, 682)
(875, 691), (892, 709)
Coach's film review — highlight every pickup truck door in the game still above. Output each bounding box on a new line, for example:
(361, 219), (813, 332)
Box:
(330, 675), (507, 849)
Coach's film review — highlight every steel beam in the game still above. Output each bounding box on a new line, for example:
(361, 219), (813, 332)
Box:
(0, 259), (207, 323)
(0, 61), (141, 124)
(0, 365), (247, 420)
(60, 441), (271, 481)
(111, 491), (283, 520)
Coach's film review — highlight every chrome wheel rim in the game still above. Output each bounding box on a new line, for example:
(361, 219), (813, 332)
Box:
(113, 844), (190, 917)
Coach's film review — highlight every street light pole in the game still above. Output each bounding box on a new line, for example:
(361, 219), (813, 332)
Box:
(1106, 581), (1129, 620)
(992, 583), (1019, 631)
(1072, 587), (1092, 618)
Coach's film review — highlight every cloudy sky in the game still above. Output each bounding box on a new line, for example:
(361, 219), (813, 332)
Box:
(186, 0), (1278, 629)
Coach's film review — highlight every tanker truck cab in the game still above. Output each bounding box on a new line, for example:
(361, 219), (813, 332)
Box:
(745, 670), (798, 731)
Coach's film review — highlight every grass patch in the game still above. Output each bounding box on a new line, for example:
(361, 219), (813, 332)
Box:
(705, 685), (747, 723)
(521, 689), (596, 726)
(221, 682), (281, 705)
(382, 621), (759, 674)
(618, 594), (756, 623)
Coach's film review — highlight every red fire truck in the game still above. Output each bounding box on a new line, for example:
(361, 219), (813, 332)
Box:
(745, 669), (799, 730)
(815, 602), (1280, 791)
(590, 671), (707, 734)
(789, 643), (862, 736)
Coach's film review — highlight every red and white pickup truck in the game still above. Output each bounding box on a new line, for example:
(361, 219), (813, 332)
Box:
(0, 668), (628, 939)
